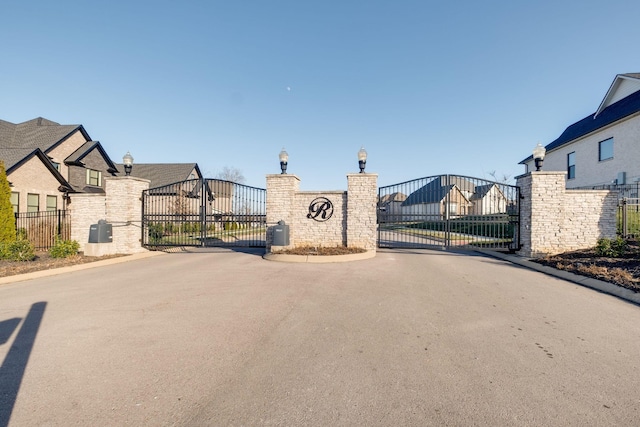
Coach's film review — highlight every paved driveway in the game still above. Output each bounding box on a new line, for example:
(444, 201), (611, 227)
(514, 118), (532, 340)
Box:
(1, 249), (639, 426)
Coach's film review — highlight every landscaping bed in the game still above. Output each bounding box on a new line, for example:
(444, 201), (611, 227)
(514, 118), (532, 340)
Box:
(0, 252), (126, 278)
(532, 240), (640, 293)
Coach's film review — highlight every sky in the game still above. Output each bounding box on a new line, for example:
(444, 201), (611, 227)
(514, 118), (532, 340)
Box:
(2, 0), (640, 190)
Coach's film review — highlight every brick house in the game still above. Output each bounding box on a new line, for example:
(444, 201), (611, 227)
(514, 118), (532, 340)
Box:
(520, 73), (640, 190)
(0, 117), (119, 213)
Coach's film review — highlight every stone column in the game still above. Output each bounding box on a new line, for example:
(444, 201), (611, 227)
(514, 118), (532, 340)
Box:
(346, 173), (378, 251)
(104, 177), (150, 254)
(516, 171), (616, 257)
(266, 174), (300, 250)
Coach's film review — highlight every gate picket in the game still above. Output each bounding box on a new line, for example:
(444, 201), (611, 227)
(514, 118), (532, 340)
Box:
(378, 175), (520, 250)
(142, 179), (266, 249)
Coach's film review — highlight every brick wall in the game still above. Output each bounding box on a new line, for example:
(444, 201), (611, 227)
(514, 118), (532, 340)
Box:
(517, 171), (617, 257)
(266, 173), (378, 252)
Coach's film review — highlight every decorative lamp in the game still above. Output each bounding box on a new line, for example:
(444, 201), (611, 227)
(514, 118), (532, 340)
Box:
(279, 148), (288, 174)
(358, 146), (367, 173)
(123, 151), (134, 176)
(533, 143), (546, 171)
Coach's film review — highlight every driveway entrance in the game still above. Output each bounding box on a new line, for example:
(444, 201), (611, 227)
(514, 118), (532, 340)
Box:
(1, 250), (638, 426)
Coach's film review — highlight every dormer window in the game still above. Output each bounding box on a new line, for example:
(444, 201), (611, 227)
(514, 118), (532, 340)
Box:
(86, 169), (102, 186)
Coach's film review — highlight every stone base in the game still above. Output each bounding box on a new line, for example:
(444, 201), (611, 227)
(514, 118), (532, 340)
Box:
(84, 242), (117, 257)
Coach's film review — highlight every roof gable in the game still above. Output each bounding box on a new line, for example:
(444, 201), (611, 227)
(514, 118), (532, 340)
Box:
(3, 148), (72, 191)
(520, 85), (640, 164)
(0, 118), (92, 158)
(65, 141), (119, 173)
(596, 74), (640, 117)
(402, 176), (475, 206)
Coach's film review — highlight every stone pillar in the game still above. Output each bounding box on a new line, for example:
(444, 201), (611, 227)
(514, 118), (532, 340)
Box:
(104, 177), (150, 254)
(346, 173), (378, 251)
(266, 174), (300, 250)
(516, 171), (617, 257)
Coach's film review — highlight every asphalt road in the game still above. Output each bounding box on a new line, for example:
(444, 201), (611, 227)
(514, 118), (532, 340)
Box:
(1, 249), (639, 426)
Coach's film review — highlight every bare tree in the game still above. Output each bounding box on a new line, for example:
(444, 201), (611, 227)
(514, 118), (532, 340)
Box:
(487, 170), (512, 184)
(215, 166), (246, 184)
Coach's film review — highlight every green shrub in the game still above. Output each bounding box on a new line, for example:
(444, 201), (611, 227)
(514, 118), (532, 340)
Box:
(224, 221), (238, 231)
(1, 239), (36, 261)
(595, 237), (627, 257)
(16, 228), (28, 240)
(49, 238), (80, 258)
(0, 161), (16, 243)
(148, 223), (164, 243)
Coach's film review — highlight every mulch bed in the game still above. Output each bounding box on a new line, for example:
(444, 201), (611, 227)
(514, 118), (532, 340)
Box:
(532, 244), (640, 293)
(273, 246), (367, 256)
(0, 252), (126, 278)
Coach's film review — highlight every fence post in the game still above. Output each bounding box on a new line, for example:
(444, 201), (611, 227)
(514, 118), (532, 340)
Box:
(622, 198), (628, 237)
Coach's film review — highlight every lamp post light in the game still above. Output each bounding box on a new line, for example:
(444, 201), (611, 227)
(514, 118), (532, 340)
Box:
(533, 143), (546, 172)
(122, 151), (134, 176)
(358, 146), (367, 173)
(279, 148), (288, 174)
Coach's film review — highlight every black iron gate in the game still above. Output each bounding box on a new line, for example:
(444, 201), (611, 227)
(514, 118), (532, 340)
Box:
(142, 179), (266, 249)
(378, 175), (520, 250)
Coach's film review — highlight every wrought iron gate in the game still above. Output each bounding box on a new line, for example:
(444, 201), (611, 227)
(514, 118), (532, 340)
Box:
(142, 179), (266, 249)
(378, 175), (520, 250)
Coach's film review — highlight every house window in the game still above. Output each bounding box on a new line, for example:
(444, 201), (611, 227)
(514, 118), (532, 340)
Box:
(86, 169), (102, 186)
(46, 195), (57, 211)
(567, 152), (576, 180)
(10, 192), (19, 214)
(52, 161), (60, 171)
(599, 138), (613, 161)
(27, 193), (39, 212)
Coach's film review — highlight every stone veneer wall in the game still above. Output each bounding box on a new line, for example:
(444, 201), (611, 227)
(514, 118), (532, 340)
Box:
(266, 173), (378, 251)
(517, 171), (617, 258)
(346, 173), (378, 250)
(69, 176), (150, 255)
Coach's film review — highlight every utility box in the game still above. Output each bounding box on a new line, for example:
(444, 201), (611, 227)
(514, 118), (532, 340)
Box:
(89, 220), (113, 243)
(272, 220), (290, 246)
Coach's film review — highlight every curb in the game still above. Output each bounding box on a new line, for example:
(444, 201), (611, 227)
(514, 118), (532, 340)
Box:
(476, 249), (640, 306)
(263, 250), (376, 263)
(0, 251), (165, 286)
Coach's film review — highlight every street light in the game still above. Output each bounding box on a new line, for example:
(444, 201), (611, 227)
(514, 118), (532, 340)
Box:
(279, 148), (288, 174)
(533, 143), (545, 171)
(123, 151), (134, 176)
(358, 146), (367, 173)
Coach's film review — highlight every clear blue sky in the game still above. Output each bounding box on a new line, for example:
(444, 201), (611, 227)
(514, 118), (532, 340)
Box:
(2, 0), (639, 190)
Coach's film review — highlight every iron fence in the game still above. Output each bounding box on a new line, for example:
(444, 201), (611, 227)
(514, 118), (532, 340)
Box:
(378, 175), (520, 250)
(618, 198), (640, 238)
(574, 183), (640, 200)
(142, 179), (267, 248)
(14, 210), (70, 250)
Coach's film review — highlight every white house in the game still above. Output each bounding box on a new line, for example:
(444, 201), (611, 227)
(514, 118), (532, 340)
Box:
(520, 73), (640, 191)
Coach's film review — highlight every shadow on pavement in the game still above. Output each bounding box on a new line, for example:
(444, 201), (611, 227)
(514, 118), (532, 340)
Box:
(0, 302), (47, 427)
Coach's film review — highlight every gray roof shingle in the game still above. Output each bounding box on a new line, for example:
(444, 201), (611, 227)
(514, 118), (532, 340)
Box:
(115, 163), (202, 188)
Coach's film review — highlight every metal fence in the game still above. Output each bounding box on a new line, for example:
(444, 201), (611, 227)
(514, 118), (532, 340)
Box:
(574, 183), (640, 200)
(618, 198), (640, 238)
(14, 210), (71, 250)
(142, 179), (267, 248)
(378, 175), (520, 250)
